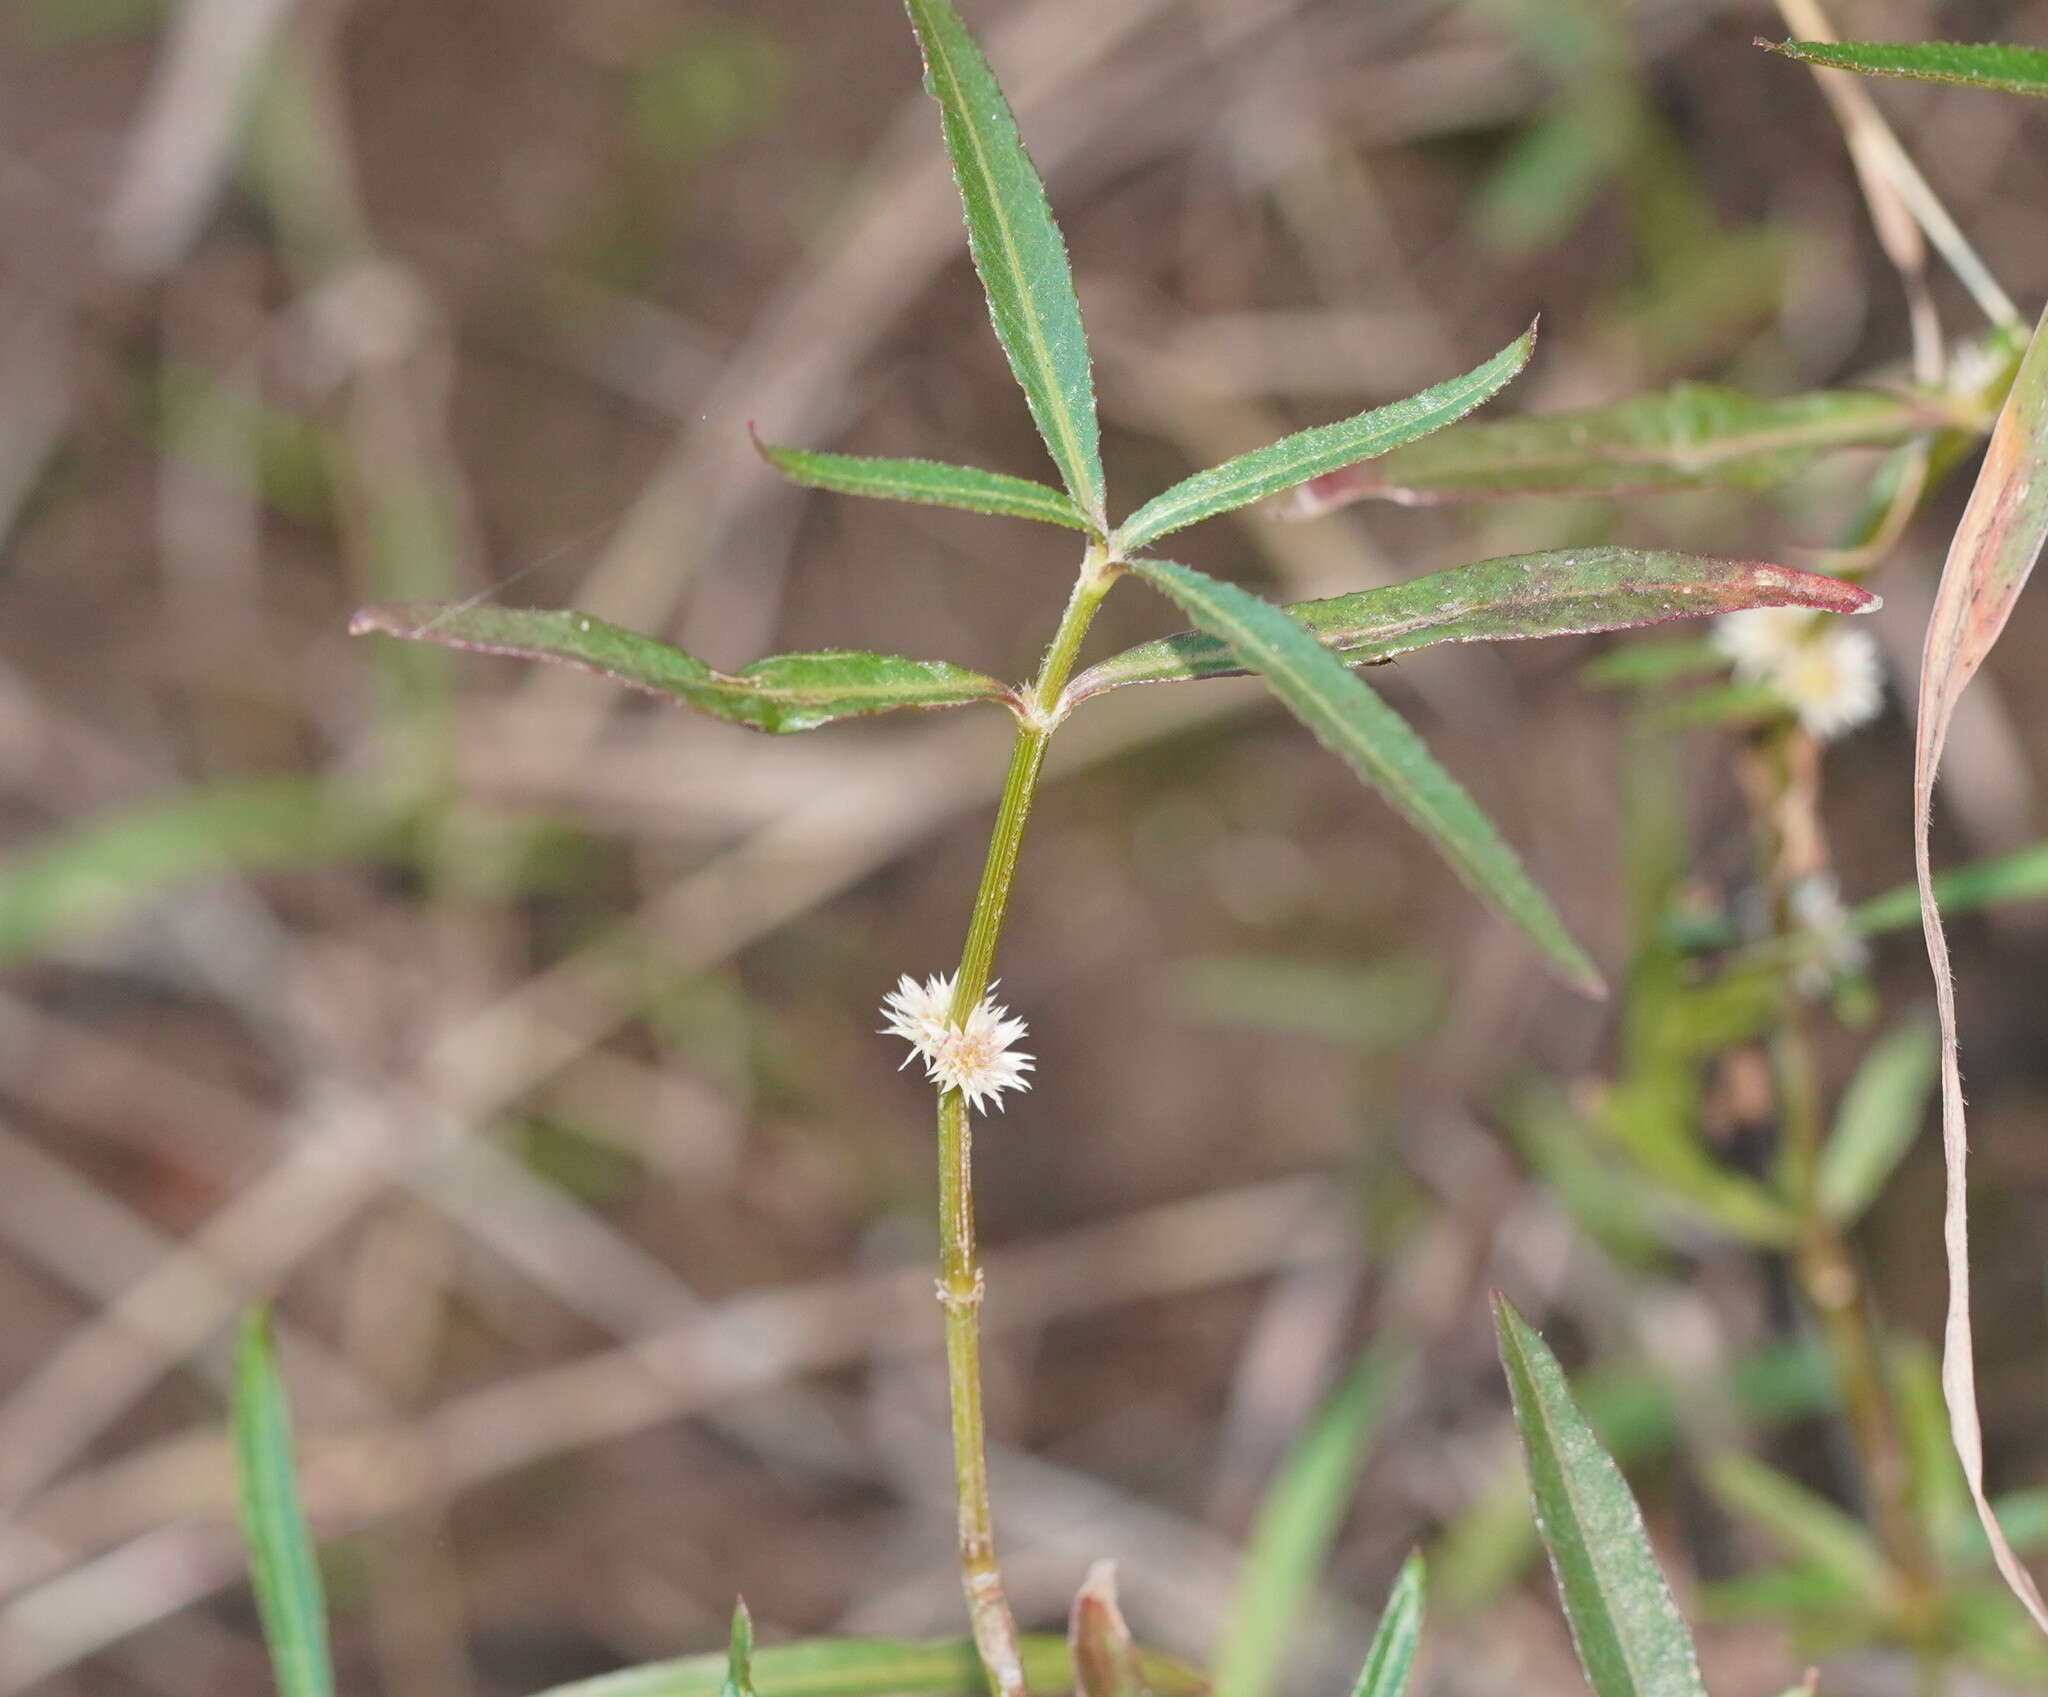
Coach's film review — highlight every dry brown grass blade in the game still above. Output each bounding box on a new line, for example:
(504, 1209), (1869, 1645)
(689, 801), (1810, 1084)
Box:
(1913, 300), (2048, 1636)
(0, 1179), (1341, 1683)
(1772, 0), (2019, 338)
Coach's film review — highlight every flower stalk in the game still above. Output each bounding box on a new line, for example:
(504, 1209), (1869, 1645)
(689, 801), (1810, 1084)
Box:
(1744, 724), (1941, 1643)
(925, 540), (1118, 1697)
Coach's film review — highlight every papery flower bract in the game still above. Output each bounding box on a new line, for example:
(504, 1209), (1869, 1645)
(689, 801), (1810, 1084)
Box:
(1713, 608), (1883, 742)
(880, 971), (1034, 1112)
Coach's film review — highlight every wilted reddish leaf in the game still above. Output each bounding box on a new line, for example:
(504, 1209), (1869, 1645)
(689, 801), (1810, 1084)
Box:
(1914, 301), (2048, 1636)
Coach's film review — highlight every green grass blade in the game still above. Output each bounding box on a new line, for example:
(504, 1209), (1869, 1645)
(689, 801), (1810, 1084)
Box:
(352, 604), (1014, 734)
(1818, 1019), (1939, 1223)
(1763, 38), (2048, 99)
(1702, 1452), (1889, 1603)
(722, 1603), (757, 1697)
(1350, 1555), (1425, 1697)
(1434, 1342), (1834, 1617)
(1115, 327), (1533, 552)
(1127, 557), (1603, 997)
(526, 1635), (1209, 1697)
(1068, 547), (1875, 704)
(1850, 841), (2048, 935)
(1212, 1343), (1411, 1697)
(0, 778), (402, 968)
(233, 1310), (335, 1697)
(904, 0), (1104, 525)
(753, 438), (1087, 530)
(1289, 382), (1929, 515)
(1493, 1296), (1708, 1697)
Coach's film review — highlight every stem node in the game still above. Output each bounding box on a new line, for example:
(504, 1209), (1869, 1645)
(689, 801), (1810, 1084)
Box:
(932, 540), (1116, 1697)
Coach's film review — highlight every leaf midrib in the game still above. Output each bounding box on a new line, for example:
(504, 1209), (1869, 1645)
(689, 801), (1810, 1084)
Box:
(769, 450), (1081, 521)
(1510, 1334), (1653, 1697)
(1124, 381), (1498, 544)
(1358, 399), (1924, 483)
(916, 5), (1098, 520)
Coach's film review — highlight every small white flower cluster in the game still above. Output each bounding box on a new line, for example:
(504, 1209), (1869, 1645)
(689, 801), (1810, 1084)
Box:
(880, 972), (1034, 1113)
(1788, 872), (1871, 998)
(1713, 607), (1883, 742)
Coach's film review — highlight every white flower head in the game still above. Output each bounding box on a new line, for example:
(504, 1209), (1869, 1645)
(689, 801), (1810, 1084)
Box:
(1776, 626), (1883, 740)
(1713, 606), (1811, 678)
(880, 972), (1034, 1113)
(1788, 871), (1872, 997)
(1713, 608), (1883, 742)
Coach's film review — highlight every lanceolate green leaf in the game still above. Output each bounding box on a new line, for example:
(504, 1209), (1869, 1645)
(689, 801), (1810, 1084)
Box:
(721, 1603), (757, 1697)
(1763, 38), (2048, 100)
(1818, 1019), (1939, 1224)
(904, 0), (1104, 525)
(1289, 382), (1929, 515)
(526, 1635), (1208, 1697)
(0, 778), (402, 968)
(352, 604), (1015, 734)
(1493, 1296), (1708, 1697)
(1850, 841), (2048, 935)
(1067, 548), (1875, 704)
(1434, 1343), (1834, 1617)
(1116, 328), (1535, 551)
(1702, 1453), (1889, 1603)
(233, 1311), (335, 1697)
(1212, 1343), (1411, 1697)
(754, 438), (1087, 530)
(1126, 557), (1603, 997)
(1350, 1556), (1426, 1697)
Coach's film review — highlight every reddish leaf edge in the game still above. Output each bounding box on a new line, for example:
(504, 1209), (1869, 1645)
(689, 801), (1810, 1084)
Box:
(1064, 555), (1878, 711)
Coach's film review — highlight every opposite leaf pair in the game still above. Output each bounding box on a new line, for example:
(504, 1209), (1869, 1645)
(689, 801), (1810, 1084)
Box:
(357, 0), (1877, 999)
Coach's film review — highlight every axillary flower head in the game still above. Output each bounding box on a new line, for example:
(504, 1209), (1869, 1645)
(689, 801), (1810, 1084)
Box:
(881, 972), (1034, 1113)
(1713, 607), (1883, 742)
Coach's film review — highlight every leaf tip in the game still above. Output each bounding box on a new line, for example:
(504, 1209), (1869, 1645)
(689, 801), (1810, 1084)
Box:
(1490, 1289), (1541, 1345)
(746, 422), (788, 472)
(238, 1303), (275, 1361)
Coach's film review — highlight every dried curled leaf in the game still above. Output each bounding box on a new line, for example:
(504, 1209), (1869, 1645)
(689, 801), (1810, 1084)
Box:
(1913, 302), (2048, 1637)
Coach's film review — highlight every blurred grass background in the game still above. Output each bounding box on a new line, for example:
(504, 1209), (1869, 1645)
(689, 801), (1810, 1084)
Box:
(2, 0), (2047, 1693)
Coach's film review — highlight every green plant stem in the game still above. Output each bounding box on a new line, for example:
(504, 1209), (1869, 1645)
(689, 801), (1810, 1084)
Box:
(1749, 730), (1940, 1638)
(936, 542), (1117, 1697)
(1775, 1011), (1935, 1594)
